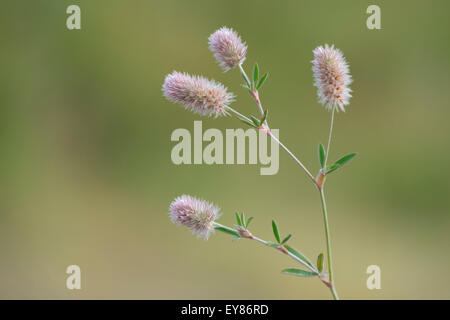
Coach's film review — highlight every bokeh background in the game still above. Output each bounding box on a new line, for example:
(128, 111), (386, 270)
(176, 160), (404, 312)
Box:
(1, 0), (449, 299)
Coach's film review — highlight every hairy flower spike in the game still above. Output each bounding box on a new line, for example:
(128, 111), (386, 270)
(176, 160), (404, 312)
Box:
(209, 27), (247, 71)
(312, 44), (352, 112)
(162, 72), (234, 117)
(169, 195), (221, 240)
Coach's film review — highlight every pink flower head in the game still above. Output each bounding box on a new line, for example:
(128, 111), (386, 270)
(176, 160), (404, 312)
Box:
(162, 71), (234, 118)
(312, 44), (352, 112)
(169, 195), (221, 240)
(208, 27), (247, 71)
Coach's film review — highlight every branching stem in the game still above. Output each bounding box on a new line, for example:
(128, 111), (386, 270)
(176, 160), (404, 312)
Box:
(231, 66), (340, 300)
(213, 222), (319, 274)
(268, 131), (318, 186)
(319, 188), (339, 300)
(234, 65), (318, 187)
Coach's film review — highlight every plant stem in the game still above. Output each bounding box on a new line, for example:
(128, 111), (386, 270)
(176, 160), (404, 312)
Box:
(235, 67), (339, 299)
(319, 103), (339, 300)
(224, 106), (252, 123)
(256, 99), (265, 118)
(319, 187), (339, 300)
(239, 65), (265, 114)
(324, 104), (336, 166)
(238, 64), (251, 88)
(268, 131), (318, 187)
(213, 222), (318, 273)
(225, 105), (317, 187)
(239, 65), (315, 185)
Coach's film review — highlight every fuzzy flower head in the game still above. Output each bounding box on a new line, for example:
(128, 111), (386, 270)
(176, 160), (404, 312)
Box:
(169, 195), (220, 240)
(208, 27), (247, 71)
(162, 71), (234, 118)
(312, 44), (352, 112)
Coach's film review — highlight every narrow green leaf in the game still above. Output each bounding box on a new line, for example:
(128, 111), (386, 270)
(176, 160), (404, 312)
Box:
(256, 73), (268, 89)
(282, 268), (317, 277)
(267, 242), (279, 248)
(284, 245), (313, 268)
(281, 234), (292, 244)
(326, 153), (357, 174)
(235, 212), (242, 227)
(241, 213), (246, 228)
(272, 220), (281, 243)
(260, 109), (268, 125)
(215, 226), (240, 237)
(239, 119), (257, 128)
(317, 253), (324, 273)
(325, 163), (339, 174)
(318, 144), (325, 168)
(250, 115), (260, 127)
(246, 217), (254, 228)
(231, 236), (240, 242)
(253, 63), (259, 87)
(333, 152), (357, 166)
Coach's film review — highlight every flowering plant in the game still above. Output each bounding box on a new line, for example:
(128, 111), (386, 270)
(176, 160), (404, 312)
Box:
(163, 27), (356, 300)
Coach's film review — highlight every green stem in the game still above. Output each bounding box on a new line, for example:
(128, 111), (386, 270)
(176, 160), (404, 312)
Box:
(324, 104), (336, 166)
(238, 64), (318, 186)
(239, 64), (253, 91)
(213, 222), (318, 273)
(232, 68), (340, 299)
(319, 103), (339, 300)
(224, 106), (252, 123)
(319, 188), (339, 300)
(225, 105), (317, 186)
(268, 131), (318, 186)
(239, 64), (267, 124)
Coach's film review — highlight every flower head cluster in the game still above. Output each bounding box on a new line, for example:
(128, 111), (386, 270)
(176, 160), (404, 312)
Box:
(162, 71), (234, 117)
(312, 44), (352, 112)
(169, 195), (220, 240)
(209, 27), (247, 72)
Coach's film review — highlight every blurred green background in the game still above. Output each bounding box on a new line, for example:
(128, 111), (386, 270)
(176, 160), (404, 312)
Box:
(1, 0), (449, 299)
